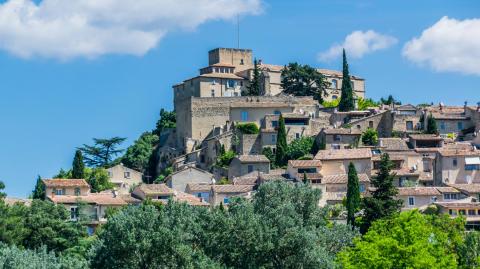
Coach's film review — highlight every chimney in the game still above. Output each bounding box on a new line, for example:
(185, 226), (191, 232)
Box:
(464, 101), (468, 114)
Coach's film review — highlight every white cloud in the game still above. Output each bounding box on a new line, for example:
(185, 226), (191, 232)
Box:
(403, 16), (480, 76)
(318, 30), (397, 62)
(0, 0), (262, 60)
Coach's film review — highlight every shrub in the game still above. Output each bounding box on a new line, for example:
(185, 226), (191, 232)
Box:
(236, 123), (259, 134)
(361, 128), (378, 146)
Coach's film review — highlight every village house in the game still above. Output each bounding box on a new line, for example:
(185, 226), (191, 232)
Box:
(435, 148), (480, 185)
(131, 183), (208, 206)
(228, 155), (270, 179)
(318, 128), (362, 150)
(286, 160), (322, 182)
(318, 173), (370, 206)
(165, 166), (214, 192)
(435, 197), (480, 230)
(209, 184), (254, 206)
(107, 163), (143, 194)
(315, 148), (373, 177)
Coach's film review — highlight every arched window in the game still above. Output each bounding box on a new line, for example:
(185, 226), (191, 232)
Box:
(332, 79), (338, 89)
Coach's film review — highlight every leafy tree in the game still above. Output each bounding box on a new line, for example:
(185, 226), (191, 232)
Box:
(361, 153), (402, 233)
(285, 136), (314, 160)
(31, 175), (45, 200)
(86, 168), (113, 193)
(281, 63), (329, 103)
(346, 163), (360, 228)
(380, 95), (401, 105)
(361, 128), (379, 146)
(153, 166), (174, 183)
(457, 231), (480, 268)
(275, 115), (288, 167)
(215, 150), (235, 168)
(426, 113), (439, 135)
(358, 97), (379, 110)
(122, 132), (159, 172)
(54, 168), (72, 179)
(153, 109), (176, 136)
(338, 49), (355, 112)
(322, 98), (340, 108)
(72, 150), (85, 179)
(235, 122), (259, 134)
(245, 58), (262, 96)
(338, 210), (463, 269)
(262, 147), (275, 168)
(0, 180), (5, 200)
(79, 137), (126, 167)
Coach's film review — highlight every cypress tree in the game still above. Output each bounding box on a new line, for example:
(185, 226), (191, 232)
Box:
(346, 162), (360, 228)
(338, 49), (355, 112)
(361, 153), (402, 233)
(303, 172), (308, 184)
(426, 114), (438, 135)
(32, 175), (45, 200)
(72, 150), (85, 179)
(275, 115), (288, 167)
(246, 58), (261, 96)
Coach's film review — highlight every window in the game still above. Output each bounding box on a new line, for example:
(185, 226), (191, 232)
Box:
(74, 188), (80, 196)
(440, 121), (446, 130)
(459, 209), (466, 215)
(331, 79), (338, 89)
(423, 159), (431, 172)
(212, 79), (217, 85)
(248, 165), (254, 173)
(369, 121), (374, 128)
(107, 171), (113, 177)
(87, 226), (95, 236)
(271, 121), (278, 128)
(332, 95), (338, 100)
(211, 89), (215, 97)
(453, 158), (458, 167)
(311, 179), (321, 184)
(466, 164), (480, 171)
(295, 133), (300, 139)
(444, 193), (458, 200)
(406, 121), (414, 131)
(271, 134), (276, 143)
(449, 209), (456, 216)
(227, 80), (236, 88)
(240, 59), (244, 65)
(70, 207), (78, 220)
(223, 197), (230, 204)
(234, 92), (239, 97)
(469, 209), (476, 215)
(274, 110), (281, 115)
(408, 196), (415, 206)
(431, 196), (437, 203)
(241, 111), (248, 121)
(359, 184), (366, 193)
(55, 188), (65, 195)
(458, 122), (464, 130)
(240, 81), (243, 86)
(334, 134), (341, 141)
(332, 144), (341, 150)
(124, 172), (131, 179)
(356, 125), (361, 129)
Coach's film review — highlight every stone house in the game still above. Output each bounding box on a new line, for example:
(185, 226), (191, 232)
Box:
(315, 148), (373, 177)
(425, 104), (477, 137)
(228, 155), (270, 179)
(165, 167), (214, 192)
(42, 179), (90, 197)
(447, 184), (480, 200)
(435, 197), (480, 229)
(107, 164), (143, 194)
(286, 160), (322, 182)
(409, 134), (444, 148)
(435, 148), (480, 185)
(318, 128), (362, 150)
(209, 184), (254, 206)
(347, 110), (394, 137)
(185, 183), (212, 203)
(392, 104), (422, 134)
(317, 173), (370, 206)
(398, 187), (441, 210)
(132, 183), (208, 206)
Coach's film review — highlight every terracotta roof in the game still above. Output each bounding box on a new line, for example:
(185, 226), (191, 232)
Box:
(409, 134), (443, 141)
(322, 128), (362, 135)
(187, 183), (213, 192)
(119, 194), (142, 204)
(435, 201), (480, 209)
(322, 173), (370, 184)
(397, 187), (441, 196)
(212, 184), (254, 193)
(288, 160), (322, 168)
(237, 155), (270, 163)
(448, 184), (480, 194)
(438, 149), (480, 157)
(42, 179), (89, 188)
(435, 187), (461, 193)
(379, 138), (410, 151)
(315, 148), (372, 160)
(174, 191), (209, 206)
(48, 193), (127, 206)
(134, 184), (174, 195)
(392, 168), (420, 177)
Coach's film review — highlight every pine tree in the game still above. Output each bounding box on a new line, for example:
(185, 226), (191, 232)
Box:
(361, 153), (402, 233)
(32, 175), (45, 200)
(346, 163), (360, 228)
(338, 49), (355, 112)
(275, 115), (288, 167)
(426, 114), (438, 135)
(246, 58), (261, 96)
(72, 150), (85, 179)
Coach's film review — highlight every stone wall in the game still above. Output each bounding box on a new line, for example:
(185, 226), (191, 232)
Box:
(238, 134), (262, 155)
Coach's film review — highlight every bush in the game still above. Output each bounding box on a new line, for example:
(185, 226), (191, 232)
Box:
(236, 123), (259, 134)
(262, 147), (275, 168)
(216, 150), (235, 168)
(286, 136), (314, 160)
(361, 128), (378, 146)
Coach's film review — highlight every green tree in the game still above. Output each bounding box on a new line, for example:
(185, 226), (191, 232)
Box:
(338, 49), (355, 112)
(72, 150), (85, 179)
(0, 180), (5, 200)
(275, 115), (288, 167)
(338, 210), (463, 269)
(281, 63), (329, 103)
(426, 113), (439, 135)
(86, 168), (113, 193)
(262, 147), (276, 169)
(31, 175), (45, 200)
(79, 137), (126, 167)
(358, 97), (379, 110)
(457, 231), (480, 268)
(235, 122), (259, 134)
(380, 95), (401, 105)
(245, 58), (262, 96)
(285, 136), (314, 160)
(361, 128), (379, 146)
(121, 132), (159, 172)
(361, 153), (403, 233)
(153, 109), (176, 136)
(346, 163), (360, 228)
(215, 150), (235, 168)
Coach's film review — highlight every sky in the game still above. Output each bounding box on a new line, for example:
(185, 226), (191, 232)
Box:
(0, 0), (479, 197)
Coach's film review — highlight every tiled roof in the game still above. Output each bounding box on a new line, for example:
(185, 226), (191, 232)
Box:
(212, 184), (254, 193)
(379, 138), (410, 151)
(232, 171), (260, 185)
(135, 184), (174, 195)
(119, 194), (142, 204)
(288, 160), (322, 168)
(42, 179), (89, 188)
(186, 183), (212, 192)
(174, 191), (209, 206)
(409, 134), (443, 141)
(435, 200), (480, 209)
(438, 149), (480, 157)
(48, 193), (127, 206)
(426, 106), (471, 120)
(315, 148), (372, 160)
(435, 187), (461, 194)
(322, 128), (362, 135)
(448, 184), (480, 194)
(397, 187), (441, 196)
(392, 168), (420, 177)
(237, 155), (270, 163)
(322, 173), (370, 184)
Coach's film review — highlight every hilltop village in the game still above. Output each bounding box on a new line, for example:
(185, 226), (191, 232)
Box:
(9, 47), (480, 231)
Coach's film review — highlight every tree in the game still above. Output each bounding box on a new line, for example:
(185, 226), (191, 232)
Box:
(338, 210), (463, 269)
(285, 136), (314, 160)
(457, 231), (480, 268)
(346, 163), (360, 228)
(121, 132), (159, 172)
(215, 150), (235, 168)
(361, 153), (403, 233)
(85, 168), (113, 193)
(338, 49), (355, 112)
(361, 128), (379, 146)
(281, 63), (329, 103)
(245, 58), (262, 96)
(235, 122), (259, 134)
(426, 113), (439, 135)
(72, 150), (85, 179)
(31, 175), (45, 200)
(357, 97), (379, 110)
(153, 109), (176, 136)
(262, 147), (275, 169)
(0, 180), (5, 200)
(380, 95), (401, 106)
(79, 137), (126, 167)
(275, 115), (288, 167)
(303, 172), (308, 184)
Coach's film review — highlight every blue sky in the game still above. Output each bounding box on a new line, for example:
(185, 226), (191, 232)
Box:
(0, 0), (479, 197)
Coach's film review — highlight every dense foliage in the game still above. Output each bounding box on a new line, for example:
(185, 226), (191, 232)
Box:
(281, 62), (329, 103)
(262, 147), (275, 168)
(285, 136), (314, 160)
(31, 175), (45, 200)
(361, 128), (379, 146)
(426, 113), (439, 135)
(338, 49), (355, 112)
(358, 97), (379, 110)
(72, 150), (85, 179)
(89, 181), (358, 269)
(121, 132), (159, 172)
(235, 122), (259, 134)
(79, 137), (126, 167)
(216, 150), (236, 168)
(153, 109), (176, 136)
(245, 58), (262, 96)
(380, 95), (402, 106)
(346, 163), (360, 228)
